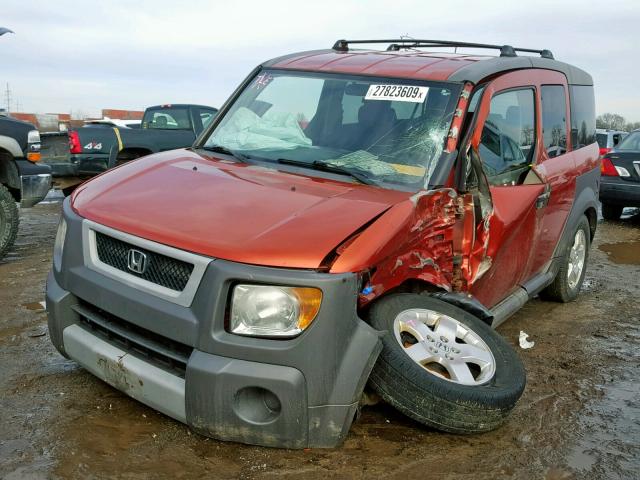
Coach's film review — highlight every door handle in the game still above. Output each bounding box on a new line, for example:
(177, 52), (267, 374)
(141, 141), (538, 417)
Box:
(536, 188), (551, 209)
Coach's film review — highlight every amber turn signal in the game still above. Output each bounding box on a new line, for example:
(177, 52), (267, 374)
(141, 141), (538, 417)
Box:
(291, 287), (323, 330)
(27, 152), (41, 162)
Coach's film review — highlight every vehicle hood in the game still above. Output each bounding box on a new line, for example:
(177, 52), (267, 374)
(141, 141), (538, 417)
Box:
(72, 149), (409, 269)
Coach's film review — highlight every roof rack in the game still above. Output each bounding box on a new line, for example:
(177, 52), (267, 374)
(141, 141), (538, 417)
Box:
(332, 39), (554, 60)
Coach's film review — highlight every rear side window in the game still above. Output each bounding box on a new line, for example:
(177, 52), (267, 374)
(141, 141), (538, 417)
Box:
(479, 89), (536, 185)
(199, 109), (218, 129)
(541, 85), (567, 157)
(569, 85), (596, 149)
(142, 108), (192, 130)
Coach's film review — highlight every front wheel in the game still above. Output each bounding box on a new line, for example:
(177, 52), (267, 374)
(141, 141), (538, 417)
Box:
(368, 294), (526, 434)
(0, 183), (19, 260)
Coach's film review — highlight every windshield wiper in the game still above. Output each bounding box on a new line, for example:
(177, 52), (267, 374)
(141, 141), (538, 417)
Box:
(277, 158), (375, 185)
(199, 145), (248, 163)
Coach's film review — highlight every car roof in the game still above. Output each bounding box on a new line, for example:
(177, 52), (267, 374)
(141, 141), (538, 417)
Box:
(264, 49), (593, 86)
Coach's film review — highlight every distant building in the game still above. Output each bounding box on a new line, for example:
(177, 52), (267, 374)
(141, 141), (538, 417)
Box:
(102, 109), (144, 120)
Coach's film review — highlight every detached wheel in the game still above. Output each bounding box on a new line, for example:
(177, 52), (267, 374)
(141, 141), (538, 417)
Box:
(0, 183), (19, 259)
(541, 215), (590, 303)
(368, 294), (526, 434)
(601, 203), (623, 221)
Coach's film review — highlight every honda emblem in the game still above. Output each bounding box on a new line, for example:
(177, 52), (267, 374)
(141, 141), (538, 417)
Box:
(127, 249), (147, 274)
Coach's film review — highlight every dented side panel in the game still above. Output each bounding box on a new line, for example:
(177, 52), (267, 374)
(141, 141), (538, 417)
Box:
(331, 189), (464, 304)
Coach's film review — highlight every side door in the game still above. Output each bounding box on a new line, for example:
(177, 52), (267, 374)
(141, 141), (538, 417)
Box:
(465, 71), (548, 308)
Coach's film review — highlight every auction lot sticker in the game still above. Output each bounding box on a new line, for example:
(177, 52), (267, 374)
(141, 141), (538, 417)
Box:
(365, 85), (428, 103)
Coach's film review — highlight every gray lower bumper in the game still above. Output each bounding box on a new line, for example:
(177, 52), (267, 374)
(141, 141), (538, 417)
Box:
(20, 173), (51, 207)
(63, 323), (187, 422)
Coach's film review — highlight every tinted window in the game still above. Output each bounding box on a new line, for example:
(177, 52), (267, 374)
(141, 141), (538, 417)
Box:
(612, 133), (624, 146)
(596, 133), (607, 148)
(479, 89), (535, 185)
(541, 85), (567, 157)
(199, 109), (218, 129)
(142, 108), (191, 130)
(569, 85), (596, 149)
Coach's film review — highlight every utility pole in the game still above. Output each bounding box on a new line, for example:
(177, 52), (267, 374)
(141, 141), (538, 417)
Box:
(5, 83), (11, 114)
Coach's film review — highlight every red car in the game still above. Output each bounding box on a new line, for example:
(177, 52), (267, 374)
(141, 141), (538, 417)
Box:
(47, 39), (598, 448)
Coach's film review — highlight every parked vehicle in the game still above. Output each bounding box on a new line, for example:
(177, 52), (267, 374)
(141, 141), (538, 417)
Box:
(599, 129), (640, 219)
(47, 39), (598, 448)
(68, 104), (218, 175)
(596, 128), (627, 157)
(0, 114), (51, 259)
(43, 104), (218, 194)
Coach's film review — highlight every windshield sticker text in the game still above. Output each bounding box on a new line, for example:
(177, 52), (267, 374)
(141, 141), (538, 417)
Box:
(365, 85), (428, 103)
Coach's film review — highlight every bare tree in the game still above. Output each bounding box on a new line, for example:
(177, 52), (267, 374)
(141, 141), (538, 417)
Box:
(596, 113), (626, 131)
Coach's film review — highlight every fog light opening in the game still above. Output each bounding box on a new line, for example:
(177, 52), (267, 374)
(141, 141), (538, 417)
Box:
(233, 386), (282, 424)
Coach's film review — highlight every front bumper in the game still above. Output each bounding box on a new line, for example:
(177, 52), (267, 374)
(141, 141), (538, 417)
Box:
(47, 199), (382, 448)
(20, 173), (51, 207)
(600, 177), (640, 207)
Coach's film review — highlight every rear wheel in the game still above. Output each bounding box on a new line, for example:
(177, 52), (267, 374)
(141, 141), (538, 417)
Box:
(541, 216), (590, 302)
(368, 294), (526, 434)
(0, 183), (19, 259)
(601, 203), (623, 221)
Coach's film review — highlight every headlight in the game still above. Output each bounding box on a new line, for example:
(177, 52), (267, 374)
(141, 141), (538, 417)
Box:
(229, 285), (322, 338)
(53, 218), (67, 271)
(27, 129), (41, 144)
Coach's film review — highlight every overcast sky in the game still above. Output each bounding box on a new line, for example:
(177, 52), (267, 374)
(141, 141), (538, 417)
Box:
(2, 0), (639, 120)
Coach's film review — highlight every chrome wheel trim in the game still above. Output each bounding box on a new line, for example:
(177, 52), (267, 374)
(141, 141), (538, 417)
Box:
(393, 308), (496, 386)
(567, 229), (587, 290)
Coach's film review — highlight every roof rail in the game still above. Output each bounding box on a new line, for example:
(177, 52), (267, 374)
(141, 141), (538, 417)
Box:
(332, 39), (554, 60)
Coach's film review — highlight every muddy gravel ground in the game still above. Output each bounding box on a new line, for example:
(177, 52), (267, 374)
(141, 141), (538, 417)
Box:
(1, 197), (638, 480)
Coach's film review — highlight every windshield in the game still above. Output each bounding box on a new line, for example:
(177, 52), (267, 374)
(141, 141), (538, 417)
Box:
(202, 70), (460, 190)
(616, 131), (640, 151)
(142, 108), (192, 130)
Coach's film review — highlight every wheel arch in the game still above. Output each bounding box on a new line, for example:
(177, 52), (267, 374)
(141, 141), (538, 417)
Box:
(117, 147), (153, 160)
(362, 278), (494, 326)
(0, 148), (21, 201)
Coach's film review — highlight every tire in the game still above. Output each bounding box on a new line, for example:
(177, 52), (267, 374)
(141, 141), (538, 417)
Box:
(368, 294), (526, 434)
(601, 203), (623, 221)
(541, 216), (590, 303)
(0, 183), (19, 260)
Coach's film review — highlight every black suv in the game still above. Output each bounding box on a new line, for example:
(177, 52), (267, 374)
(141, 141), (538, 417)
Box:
(0, 113), (52, 258)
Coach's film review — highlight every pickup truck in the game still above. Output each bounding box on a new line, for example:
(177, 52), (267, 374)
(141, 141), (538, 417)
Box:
(45, 104), (217, 193)
(0, 114), (51, 258)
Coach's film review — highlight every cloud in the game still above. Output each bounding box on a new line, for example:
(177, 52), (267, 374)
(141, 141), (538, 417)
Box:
(1, 0), (639, 120)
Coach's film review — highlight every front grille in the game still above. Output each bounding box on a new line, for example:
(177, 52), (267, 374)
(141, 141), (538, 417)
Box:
(95, 231), (194, 291)
(74, 302), (192, 377)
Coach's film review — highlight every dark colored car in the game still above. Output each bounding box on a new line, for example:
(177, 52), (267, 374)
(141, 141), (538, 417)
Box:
(47, 39), (598, 448)
(46, 104), (217, 192)
(0, 114), (51, 258)
(600, 129), (640, 219)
